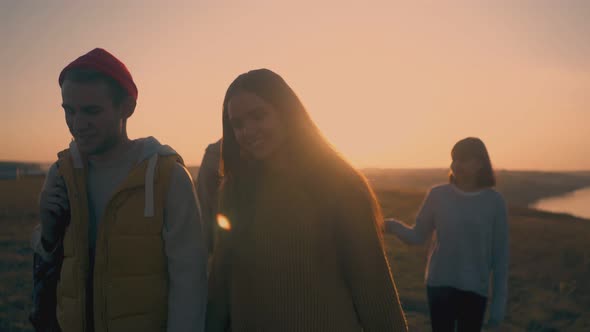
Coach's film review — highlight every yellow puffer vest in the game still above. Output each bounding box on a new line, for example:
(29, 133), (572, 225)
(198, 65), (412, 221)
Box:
(55, 145), (182, 332)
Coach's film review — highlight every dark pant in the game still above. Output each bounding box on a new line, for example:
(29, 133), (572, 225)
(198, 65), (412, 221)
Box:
(427, 286), (487, 332)
(30, 251), (62, 332)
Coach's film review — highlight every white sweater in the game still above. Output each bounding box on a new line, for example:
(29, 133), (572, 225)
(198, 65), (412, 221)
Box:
(386, 184), (509, 323)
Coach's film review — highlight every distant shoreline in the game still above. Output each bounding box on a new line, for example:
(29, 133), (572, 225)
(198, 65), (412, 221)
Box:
(530, 186), (590, 220)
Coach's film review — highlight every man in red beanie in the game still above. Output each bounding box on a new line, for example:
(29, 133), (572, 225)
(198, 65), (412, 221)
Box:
(31, 48), (207, 332)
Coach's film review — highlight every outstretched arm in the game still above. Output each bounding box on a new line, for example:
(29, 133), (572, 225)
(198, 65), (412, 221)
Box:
(384, 189), (436, 245)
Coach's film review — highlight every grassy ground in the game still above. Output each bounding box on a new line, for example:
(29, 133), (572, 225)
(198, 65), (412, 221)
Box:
(0, 177), (42, 331)
(379, 189), (590, 331)
(1, 177), (589, 331)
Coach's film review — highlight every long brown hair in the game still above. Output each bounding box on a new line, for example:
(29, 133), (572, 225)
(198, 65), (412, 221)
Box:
(449, 137), (496, 188)
(219, 69), (383, 228)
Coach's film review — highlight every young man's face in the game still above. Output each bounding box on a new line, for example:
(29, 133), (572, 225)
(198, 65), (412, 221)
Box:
(61, 80), (125, 156)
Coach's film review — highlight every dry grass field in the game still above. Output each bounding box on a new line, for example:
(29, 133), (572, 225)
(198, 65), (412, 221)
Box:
(1, 173), (589, 331)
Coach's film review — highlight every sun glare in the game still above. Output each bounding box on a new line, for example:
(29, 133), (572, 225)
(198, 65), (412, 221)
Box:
(217, 214), (232, 231)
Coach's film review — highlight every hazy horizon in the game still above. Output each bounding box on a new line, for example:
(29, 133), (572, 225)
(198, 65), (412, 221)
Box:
(2, 1), (589, 171)
(2, 159), (590, 173)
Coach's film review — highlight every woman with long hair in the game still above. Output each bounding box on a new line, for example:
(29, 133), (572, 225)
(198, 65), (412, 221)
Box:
(206, 69), (408, 332)
(385, 137), (510, 331)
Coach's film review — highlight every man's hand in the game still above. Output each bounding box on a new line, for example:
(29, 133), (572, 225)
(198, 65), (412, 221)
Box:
(39, 173), (70, 250)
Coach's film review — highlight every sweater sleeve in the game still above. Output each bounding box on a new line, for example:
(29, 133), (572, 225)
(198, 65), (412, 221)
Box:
(385, 189), (436, 245)
(337, 187), (408, 332)
(489, 194), (510, 323)
(205, 222), (232, 332)
(163, 164), (208, 332)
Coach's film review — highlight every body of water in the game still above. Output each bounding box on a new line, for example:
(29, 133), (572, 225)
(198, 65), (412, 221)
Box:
(533, 187), (590, 220)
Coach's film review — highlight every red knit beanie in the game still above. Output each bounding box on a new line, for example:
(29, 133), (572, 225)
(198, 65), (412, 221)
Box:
(58, 48), (138, 101)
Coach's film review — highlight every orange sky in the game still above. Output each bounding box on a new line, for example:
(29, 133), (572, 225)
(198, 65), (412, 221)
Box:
(2, 1), (589, 170)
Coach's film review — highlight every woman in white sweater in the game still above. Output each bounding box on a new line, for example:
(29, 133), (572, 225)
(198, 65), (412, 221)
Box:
(386, 137), (509, 332)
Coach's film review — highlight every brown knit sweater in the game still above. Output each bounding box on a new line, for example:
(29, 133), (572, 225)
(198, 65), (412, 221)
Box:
(206, 168), (408, 332)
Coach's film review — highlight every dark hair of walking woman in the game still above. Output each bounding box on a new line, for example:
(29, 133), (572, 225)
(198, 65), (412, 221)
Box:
(219, 68), (382, 228)
(449, 137), (496, 189)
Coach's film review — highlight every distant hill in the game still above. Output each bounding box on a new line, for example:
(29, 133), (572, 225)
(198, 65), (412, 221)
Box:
(9, 162), (590, 207)
(187, 166), (590, 207)
(0, 161), (47, 180)
(187, 166), (200, 180)
(363, 168), (590, 206)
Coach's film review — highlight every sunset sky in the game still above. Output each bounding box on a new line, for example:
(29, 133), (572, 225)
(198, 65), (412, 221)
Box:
(2, 0), (589, 170)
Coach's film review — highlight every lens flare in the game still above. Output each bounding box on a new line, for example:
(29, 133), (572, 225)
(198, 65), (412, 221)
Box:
(217, 214), (232, 231)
